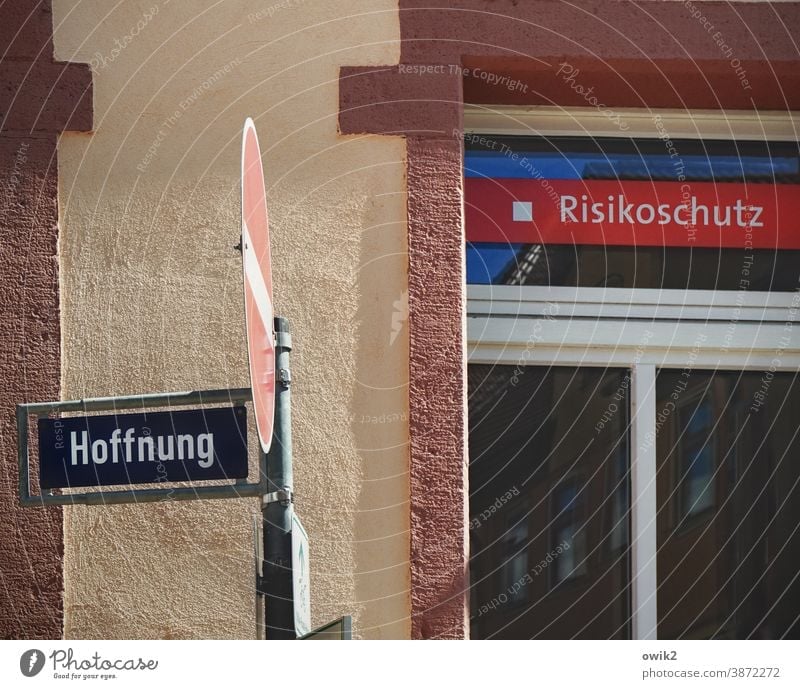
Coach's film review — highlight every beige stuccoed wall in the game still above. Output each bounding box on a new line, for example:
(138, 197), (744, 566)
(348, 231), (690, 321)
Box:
(53, 0), (408, 639)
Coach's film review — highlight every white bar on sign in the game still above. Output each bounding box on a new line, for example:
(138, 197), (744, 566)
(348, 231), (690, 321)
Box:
(243, 222), (274, 338)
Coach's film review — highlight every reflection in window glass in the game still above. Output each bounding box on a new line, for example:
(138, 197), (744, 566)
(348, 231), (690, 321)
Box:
(678, 397), (715, 519)
(657, 370), (800, 639)
(469, 365), (631, 639)
(552, 525), (586, 587)
(465, 137), (800, 291)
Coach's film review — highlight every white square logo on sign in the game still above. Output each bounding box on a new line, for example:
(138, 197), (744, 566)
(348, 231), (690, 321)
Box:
(513, 201), (533, 222)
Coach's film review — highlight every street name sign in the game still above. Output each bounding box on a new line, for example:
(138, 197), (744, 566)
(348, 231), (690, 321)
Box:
(38, 406), (248, 489)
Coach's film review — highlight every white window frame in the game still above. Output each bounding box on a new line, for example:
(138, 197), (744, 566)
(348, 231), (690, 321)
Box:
(465, 105), (800, 639)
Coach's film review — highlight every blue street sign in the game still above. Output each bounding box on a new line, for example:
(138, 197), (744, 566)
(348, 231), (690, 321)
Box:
(38, 406), (248, 489)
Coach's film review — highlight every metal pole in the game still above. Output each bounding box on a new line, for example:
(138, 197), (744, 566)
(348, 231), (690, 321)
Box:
(262, 316), (295, 639)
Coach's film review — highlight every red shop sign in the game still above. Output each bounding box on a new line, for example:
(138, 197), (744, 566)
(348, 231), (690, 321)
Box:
(464, 178), (800, 249)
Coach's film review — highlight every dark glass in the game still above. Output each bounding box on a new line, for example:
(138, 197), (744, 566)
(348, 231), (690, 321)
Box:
(465, 136), (800, 290)
(656, 370), (800, 639)
(465, 137), (800, 184)
(468, 364), (631, 639)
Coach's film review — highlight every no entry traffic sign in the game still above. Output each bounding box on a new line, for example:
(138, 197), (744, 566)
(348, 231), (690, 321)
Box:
(241, 117), (276, 454)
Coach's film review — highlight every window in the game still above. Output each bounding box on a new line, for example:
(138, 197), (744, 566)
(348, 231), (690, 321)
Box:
(606, 447), (629, 553)
(500, 511), (529, 602)
(676, 394), (715, 521)
(465, 109), (800, 639)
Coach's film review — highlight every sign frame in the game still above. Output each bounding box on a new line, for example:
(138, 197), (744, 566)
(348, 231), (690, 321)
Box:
(17, 387), (270, 507)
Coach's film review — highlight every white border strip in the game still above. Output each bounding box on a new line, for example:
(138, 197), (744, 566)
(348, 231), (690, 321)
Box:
(464, 105), (800, 141)
(630, 364), (659, 640)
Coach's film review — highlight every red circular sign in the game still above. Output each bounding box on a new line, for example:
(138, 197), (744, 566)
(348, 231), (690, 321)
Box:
(241, 118), (275, 453)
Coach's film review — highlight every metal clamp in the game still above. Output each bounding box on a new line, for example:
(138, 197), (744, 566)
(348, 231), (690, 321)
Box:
(262, 489), (293, 506)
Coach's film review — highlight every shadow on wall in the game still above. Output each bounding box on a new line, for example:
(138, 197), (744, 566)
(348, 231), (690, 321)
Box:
(350, 153), (411, 640)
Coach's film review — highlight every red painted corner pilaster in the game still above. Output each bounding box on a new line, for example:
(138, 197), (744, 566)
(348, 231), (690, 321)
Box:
(339, 65), (468, 638)
(406, 135), (469, 639)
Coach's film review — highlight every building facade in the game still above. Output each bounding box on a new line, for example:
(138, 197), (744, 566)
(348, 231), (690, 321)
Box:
(2, 0), (800, 640)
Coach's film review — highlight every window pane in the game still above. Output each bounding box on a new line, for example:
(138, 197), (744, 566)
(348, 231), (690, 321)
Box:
(656, 370), (800, 639)
(469, 364), (631, 639)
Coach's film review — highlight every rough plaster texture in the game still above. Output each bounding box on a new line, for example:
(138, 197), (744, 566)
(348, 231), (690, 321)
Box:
(53, 0), (409, 639)
(0, 0), (92, 639)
